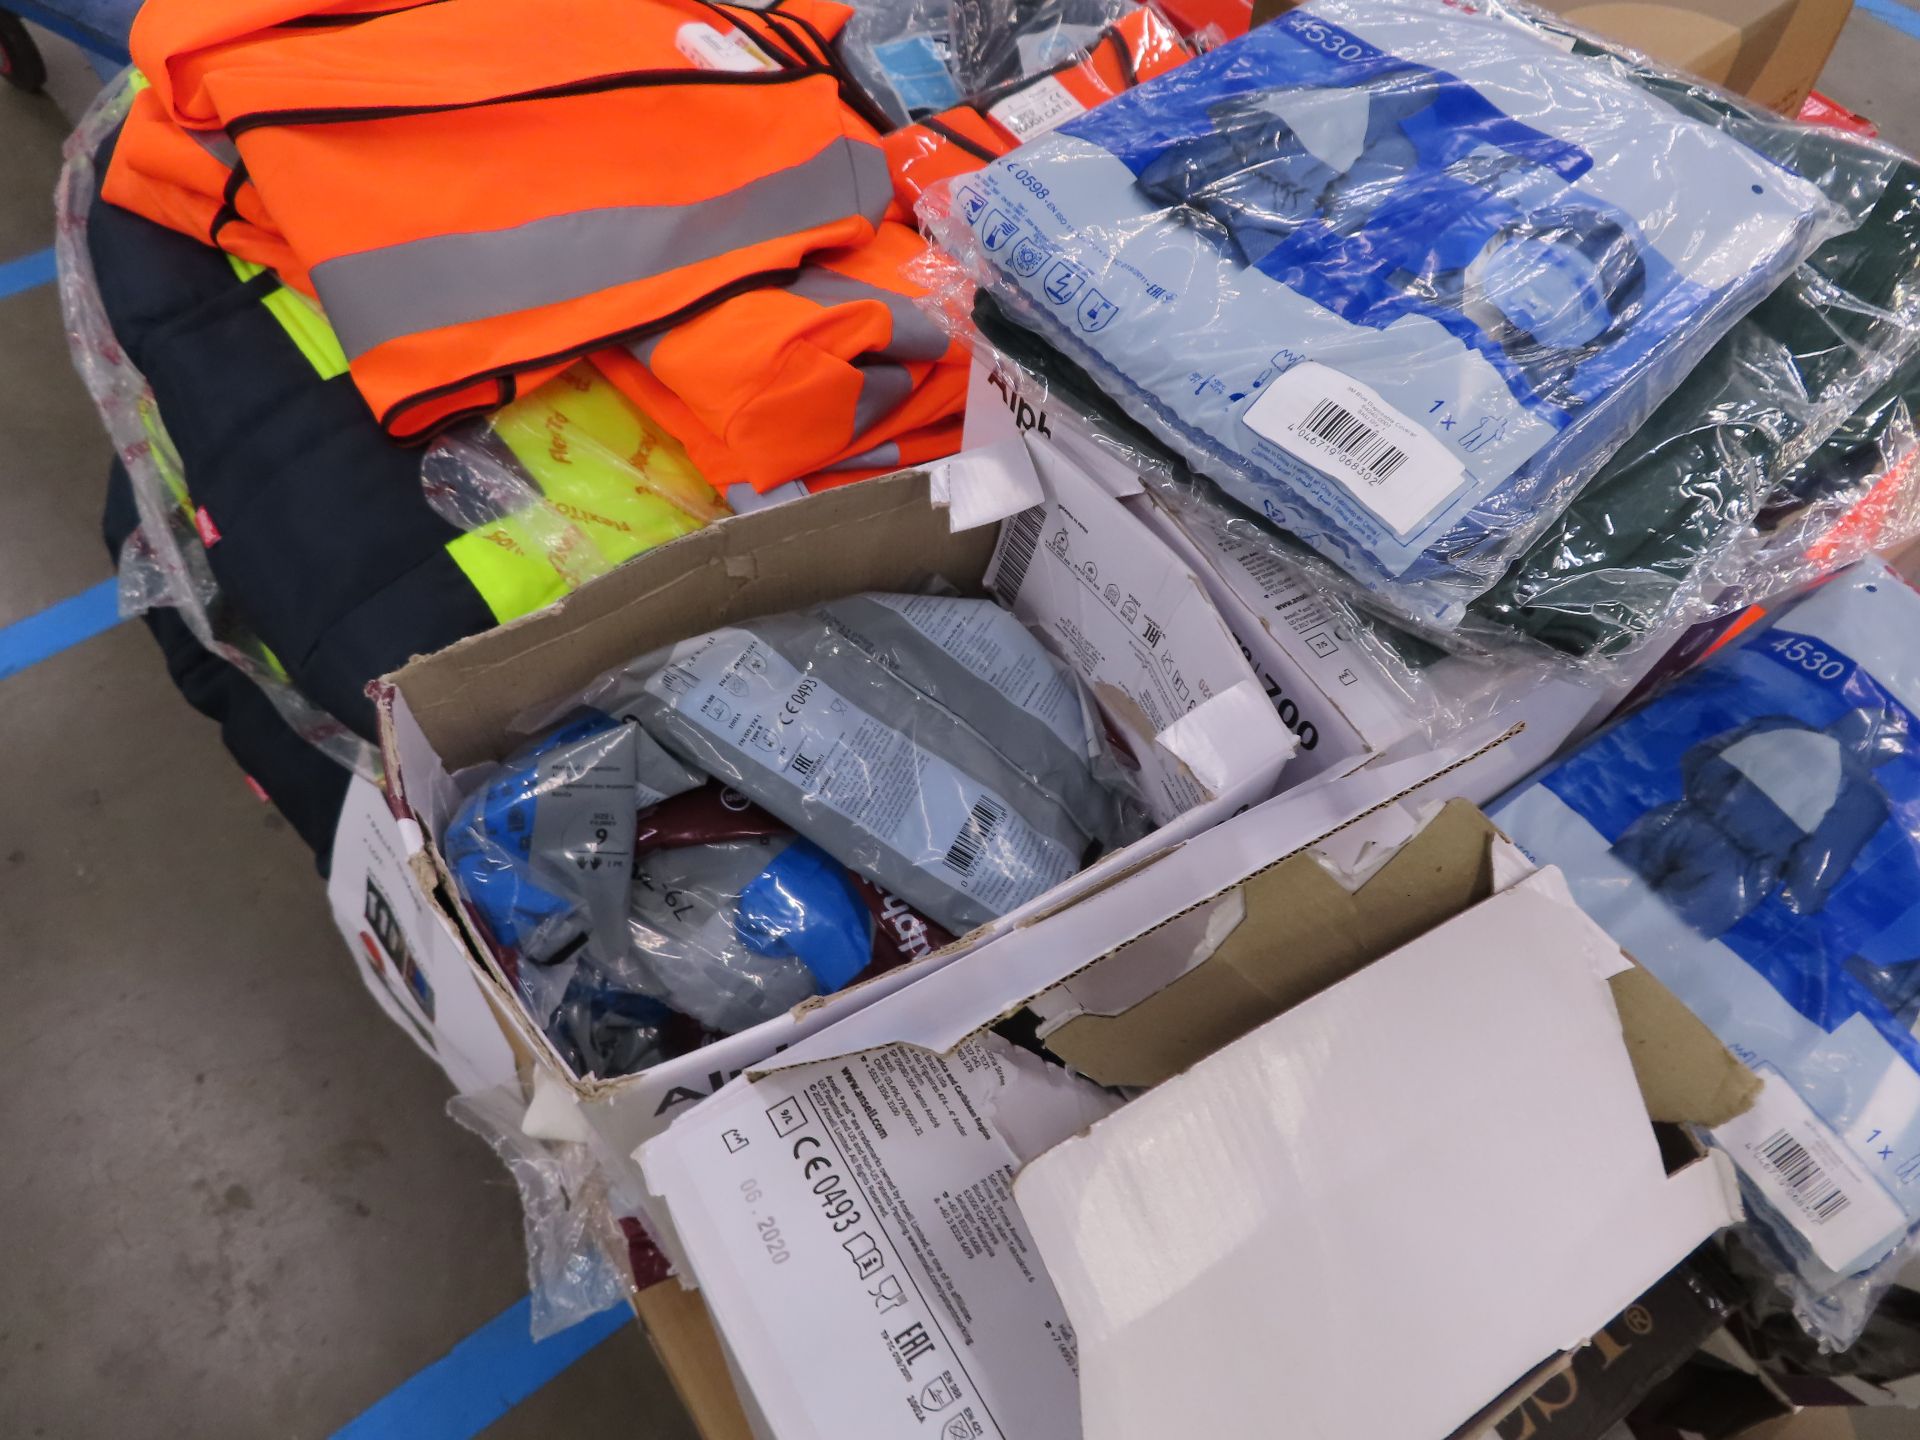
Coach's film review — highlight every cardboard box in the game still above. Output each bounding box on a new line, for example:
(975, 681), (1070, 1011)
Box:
(326, 775), (521, 1096)
(964, 354), (1651, 798)
(1458, 1249), (1742, 1440)
(640, 788), (1757, 1440)
(376, 450), (1294, 1245)
(1536, 0), (1851, 114)
(633, 1280), (758, 1440)
(1245, 0), (1850, 114)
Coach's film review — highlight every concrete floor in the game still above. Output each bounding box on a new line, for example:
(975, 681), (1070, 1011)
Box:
(2, 7), (1920, 1439)
(0, 32), (698, 1440)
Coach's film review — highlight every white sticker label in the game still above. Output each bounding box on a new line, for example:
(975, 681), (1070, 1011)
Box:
(989, 75), (1086, 141)
(671, 1039), (1089, 1440)
(675, 21), (776, 71)
(646, 629), (1079, 915)
(1714, 1071), (1908, 1274)
(1242, 362), (1467, 539)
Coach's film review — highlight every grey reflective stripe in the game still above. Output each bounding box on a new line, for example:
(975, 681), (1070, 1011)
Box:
(624, 264), (948, 370)
(784, 270), (950, 362)
(314, 136), (892, 360)
(626, 331), (664, 368)
(849, 138), (892, 230)
(852, 360), (914, 435)
(822, 440), (901, 472)
(189, 128), (241, 168)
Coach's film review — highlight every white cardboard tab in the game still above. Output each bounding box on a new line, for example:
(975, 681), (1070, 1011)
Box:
(1015, 873), (1740, 1440)
(643, 1035), (1117, 1440)
(962, 355), (1147, 502)
(1153, 678), (1288, 797)
(931, 438), (1044, 532)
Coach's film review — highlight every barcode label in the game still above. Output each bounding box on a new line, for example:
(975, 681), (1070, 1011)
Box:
(942, 796), (1007, 878)
(989, 505), (1046, 608)
(1300, 398), (1409, 482)
(1755, 1128), (1852, 1222)
(1242, 361), (1467, 542)
(987, 73), (1085, 140)
(1713, 1070), (1908, 1274)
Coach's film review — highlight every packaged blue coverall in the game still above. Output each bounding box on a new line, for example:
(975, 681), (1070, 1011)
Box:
(1493, 560), (1920, 1348)
(928, 0), (1864, 628)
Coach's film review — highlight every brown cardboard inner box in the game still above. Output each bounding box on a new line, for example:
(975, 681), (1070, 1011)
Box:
(390, 471), (996, 772)
(1543, 0), (1851, 112)
(1039, 801), (1759, 1131)
(1246, 0), (1851, 113)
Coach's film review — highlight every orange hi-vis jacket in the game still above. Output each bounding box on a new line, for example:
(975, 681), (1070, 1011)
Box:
(107, 0), (906, 442)
(881, 5), (1194, 210)
(591, 219), (967, 494)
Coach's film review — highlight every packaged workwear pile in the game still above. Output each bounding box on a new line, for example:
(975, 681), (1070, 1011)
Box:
(925, 0), (1920, 663)
(55, 0), (1920, 1430)
(53, 0), (1214, 841)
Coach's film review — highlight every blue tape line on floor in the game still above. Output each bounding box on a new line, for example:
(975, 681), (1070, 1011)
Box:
(0, 247), (57, 301)
(1859, 0), (1920, 43)
(0, 579), (122, 681)
(328, 1298), (630, 1440)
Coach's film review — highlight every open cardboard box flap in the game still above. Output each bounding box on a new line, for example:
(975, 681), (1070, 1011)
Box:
(1044, 800), (1758, 1122)
(385, 472), (998, 777)
(1014, 864), (1749, 1440)
(640, 793), (1758, 1440)
(1042, 799), (1502, 1086)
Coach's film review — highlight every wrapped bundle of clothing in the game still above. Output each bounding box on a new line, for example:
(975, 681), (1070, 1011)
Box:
(444, 589), (1146, 1077)
(1493, 560), (1920, 1350)
(874, 1), (1198, 208)
(66, 76), (732, 761)
(923, 0), (1886, 630)
(66, 0), (1216, 814)
(1461, 27), (1920, 662)
(101, 0), (970, 495)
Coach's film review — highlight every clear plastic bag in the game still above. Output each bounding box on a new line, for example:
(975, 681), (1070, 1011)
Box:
(1491, 559), (1920, 1349)
(963, 290), (1544, 741)
(441, 711), (703, 1030)
(420, 363), (729, 622)
(920, 0), (1883, 631)
(840, 0), (1142, 128)
(1452, 40), (1920, 665)
(1731, 385), (1920, 612)
(56, 72), (377, 779)
(447, 1085), (626, 1341)
(1725, 1226), (1920, 1393)
(531, 590), (1149, 936)
(616, 783), (954, 1034)
(617, 835), (897, 1033)
(440, 716), (963, 1076)
(545, 968), (687, 1081)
